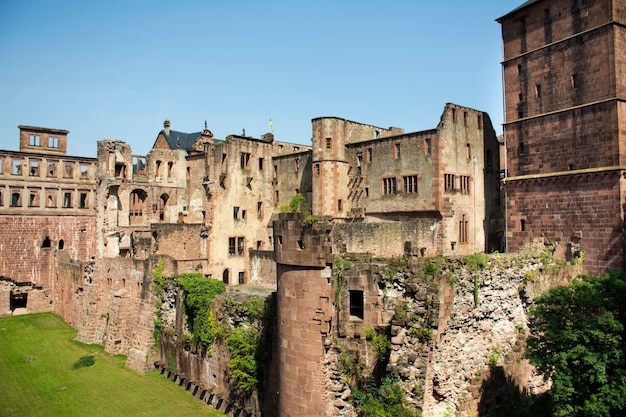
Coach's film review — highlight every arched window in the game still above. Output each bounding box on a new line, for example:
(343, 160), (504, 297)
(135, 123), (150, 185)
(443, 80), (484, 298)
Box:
(222, 269), (229, 285)
(159, 194), (169, 222)
(129, 189), (147, 225)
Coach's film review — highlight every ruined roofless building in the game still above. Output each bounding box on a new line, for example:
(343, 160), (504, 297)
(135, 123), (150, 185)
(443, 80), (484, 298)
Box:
(498, 0), (626, 274)
(0, 126), (97, 320)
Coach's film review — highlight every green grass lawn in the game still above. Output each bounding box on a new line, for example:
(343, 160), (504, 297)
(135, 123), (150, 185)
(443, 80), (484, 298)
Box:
(0, 313), (225, 417)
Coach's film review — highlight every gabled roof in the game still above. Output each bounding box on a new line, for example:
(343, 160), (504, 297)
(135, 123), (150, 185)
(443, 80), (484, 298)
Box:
(162, 129), (203, 151)
(496, 0), (542, 22)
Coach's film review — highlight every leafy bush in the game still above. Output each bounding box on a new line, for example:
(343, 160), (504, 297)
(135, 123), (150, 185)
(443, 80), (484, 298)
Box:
(466, 253), (489, 272)
(226, 327), (260, 393)
(351, 374), (417, 417)
(72, 355), (95, 369)
(363, 326), (389, 355)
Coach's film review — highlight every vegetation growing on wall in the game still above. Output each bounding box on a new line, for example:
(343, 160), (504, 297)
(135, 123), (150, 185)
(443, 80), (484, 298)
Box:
(351, 374), (419, 417)
(333, 256), (352, 312)
(178, 273), (226, 349)
(152, 260), (167, 345)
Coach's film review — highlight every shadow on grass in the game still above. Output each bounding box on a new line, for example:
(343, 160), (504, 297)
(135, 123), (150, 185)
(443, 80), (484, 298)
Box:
(477, 366), (551, 417)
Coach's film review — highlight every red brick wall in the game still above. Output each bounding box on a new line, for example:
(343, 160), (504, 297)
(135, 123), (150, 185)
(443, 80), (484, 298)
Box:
(506, 171), (623, 274)
(0, 215), (96, 288)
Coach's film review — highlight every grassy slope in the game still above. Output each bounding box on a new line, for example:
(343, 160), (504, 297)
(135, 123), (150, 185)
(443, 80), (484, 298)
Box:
(0, 313), (224, 417)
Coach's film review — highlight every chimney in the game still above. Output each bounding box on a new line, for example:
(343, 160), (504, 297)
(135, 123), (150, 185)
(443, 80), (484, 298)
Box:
(164, 118), (171, 136)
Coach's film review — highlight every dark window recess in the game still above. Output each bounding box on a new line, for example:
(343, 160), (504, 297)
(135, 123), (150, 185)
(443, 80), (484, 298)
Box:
(349, 290), (364, 319)
(42, 236), (52, 248)
(10, 292), (27, 311)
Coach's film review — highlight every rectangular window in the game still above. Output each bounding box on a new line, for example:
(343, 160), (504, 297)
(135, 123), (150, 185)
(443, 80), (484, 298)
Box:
(29, 135), (40, 146)
(366, 148), (373, 163)
(48, 137), (59, 148)
(238, 271), (245, 285)
(257, 201), (263, 218)
(63, 191), (72, 208)
(444, 174), (456, 192)
(463, 111), (468, 126)
(47, 161), (57, 177)
(12, 160), (21, 175)
(521, 219), (527, 232)
(403, 175), (418, 194)
(64, 163), (73, 178)
(477, 115), (483, 128)
(459, 214), (468, 243)
(571, 73), (579, 88)
(233, 206), (240, 219)
(273, 165), (278, 178)
(79, 192), (88, 208)
(237, 237), (244, 256)
(326, 137), (332, 149)
(466, 143), (471, 160)
(535, 84), (542, 97)
(80, 164), (89, 178)
(29, 190), (39, 207)
(338, 199), (343, 212)
(258, 157), (264, 170)
(11, 190), (21, 207)
(349, 290), (364, 319)
(425, 138), (432, 155)
(394, 143), (401, 159)
(382, 177), (397, 195)
(0, 189), (3, 206)
(240, 152), (250, 169)
(460, 176), (471, 194)
(314, 163), (320, 176)
(29, 161), (39, 177)
(229, 237), (236, 256)
(256, 240), (262, 250)
(46, 190), (57, 207)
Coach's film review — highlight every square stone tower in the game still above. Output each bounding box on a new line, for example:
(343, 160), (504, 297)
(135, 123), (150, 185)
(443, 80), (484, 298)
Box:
(498, 0), (626, 274)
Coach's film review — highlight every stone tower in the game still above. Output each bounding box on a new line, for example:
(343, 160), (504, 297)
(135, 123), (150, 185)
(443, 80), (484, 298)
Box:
(498, 0), (626, 274)
(273, 213), (333, 416)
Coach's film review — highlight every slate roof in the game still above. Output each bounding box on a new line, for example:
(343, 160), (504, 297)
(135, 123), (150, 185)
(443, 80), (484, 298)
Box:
(496, 0), (542, 21)
(162, 129), (203, 151)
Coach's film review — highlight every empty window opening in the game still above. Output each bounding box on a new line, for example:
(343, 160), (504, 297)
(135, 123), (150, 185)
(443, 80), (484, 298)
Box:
(275, 190), (279, 203)
(477, 115), (483, 128)
(63, 192), (72, 208)
(223, 269), (229, 285)
(403, 175), (418, 194)
(256, 240), (262, 250)
(29, 135), (40, 146)
(366, 148), (373, 163)
(425, 138), (432, 155)
(349, 290), (364, 319)
(452, 108), (457, 122)
(132, 157), (145, 174)
(155, 160), (161, 178)
(114, 162), (125, 178)
(12, 160), (22, 175)
(518, 93), (524, 102)
(167, 162), (174, 179)
(79, 192), (88, 208)
(159, 194), (168, 221)
(337, 199), (343, 212)
(29, 191), (39, 207)
(463, 111), (468, 126)
(10, 292), (27, 311)
(394, 143), (401, 159)
(519, 142), (526, 155)
(257, 201), (263, 218)
(326, 137), (332, 149)
(233, 206), (240, 219)
(382, 177), (397, 195)
(64, 163), (73, 178)
(29, 161), (39, 177)
(240, 152), (251, 169)
(42, 236), (52, 248)
(273, 165), (278, 178)
(80, 164), (89, 178)
(521, 219), (527, 232)
(466, 143), (471, 159)
(258, 157), (264, 170)
(314, 163), (320, 176)
(58, 239), (64, 249)
(11, 191), (21, 207)
(365, 187), (369, 197)
(237, 237), (244, 256)
(47, 161), (57, 177)
(129, 189), (147, 224)
(297, 240), (304, 250)
(241, 210), (246, 219)
(571, 73), (580, 88)
(46, 191), (56, 207)
(535, 84), (542, 97)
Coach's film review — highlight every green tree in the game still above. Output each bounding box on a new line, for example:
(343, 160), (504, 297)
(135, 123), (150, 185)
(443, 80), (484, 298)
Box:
(526, 272), (626, 417)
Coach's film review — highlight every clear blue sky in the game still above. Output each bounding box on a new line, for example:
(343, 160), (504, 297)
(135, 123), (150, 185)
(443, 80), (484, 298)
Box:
(0, 0), (523, 157)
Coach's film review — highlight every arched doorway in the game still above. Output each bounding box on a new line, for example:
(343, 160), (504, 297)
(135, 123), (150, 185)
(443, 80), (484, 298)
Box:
(159, 194), (169, 222)
(222, 269), (229, 285)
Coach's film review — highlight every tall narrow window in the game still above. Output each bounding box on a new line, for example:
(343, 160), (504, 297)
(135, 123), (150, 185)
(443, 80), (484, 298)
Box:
(460, 176), (471, 194)
(129, 189), (146, 224)
(258, 157), (264, 170)
(403, 175), (418, 194)
(63, 191), (72, 208)
(30, 161), (39, 177)
(64, 163), (73, 178)
(338, 199), (343, 212)
(535, 84), (542, 97)
(444, 174), (456, 192)
(326, 137), (332, 149)
(29, 190), (39, 207)
(367, 148), (373, 163)
(466, 143), (471, 160)
(47, 161), (57, 177)
(459, 214), (469, 243)
(425, 138), (432, 155)
(11, 191), (21, 207)
(238, 271), (246, 285)
(314, 164), (320, 176)
(349, 290), (364, 319)
(12, 160), (21, 175)
(240, 152), (250, 169)
(229, 237), (236, 256)
(382, 177), (397, 195)
(233, 206), (240, 219)
(237, 237), (244, 256)
(257, 201), (263, 218)
(571, 73), (580, 88)
(394, 143), (401, 159)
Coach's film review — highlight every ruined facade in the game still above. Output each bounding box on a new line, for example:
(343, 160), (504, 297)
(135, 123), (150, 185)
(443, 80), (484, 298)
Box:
(0, 125), (97, 320)
(498, 0), (626, 274)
